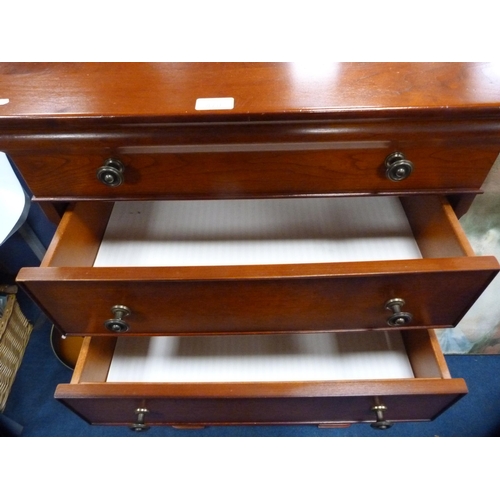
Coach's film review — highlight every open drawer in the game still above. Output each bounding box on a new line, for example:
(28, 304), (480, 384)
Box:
(17, 195), (499, 336)
(54, 329), (467, 428)
(18, 195), (499, 336)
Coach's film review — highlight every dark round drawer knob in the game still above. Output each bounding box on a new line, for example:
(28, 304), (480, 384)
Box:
(385, 152), (413, 181)
(97, 158), (125, 187)
(370, 404), (393, 430)
(104, 304), (131, 333)
(130, 408), (150, 432)
(385, 298), (413, 327)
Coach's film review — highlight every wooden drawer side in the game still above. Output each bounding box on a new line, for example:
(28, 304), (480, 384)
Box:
(401, 195), (476, 258)
(402, 329), (451, 379)
(41, 202), (113, 268)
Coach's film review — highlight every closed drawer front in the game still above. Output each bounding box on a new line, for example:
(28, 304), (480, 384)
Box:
(54, 330), (467, 428)
(17, 195), (499, 336)
(11, 145), (499, 200)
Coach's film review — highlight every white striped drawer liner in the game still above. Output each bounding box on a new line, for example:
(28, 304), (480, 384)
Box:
(107, 331), (414, 383)
(94, 197), (422, 267)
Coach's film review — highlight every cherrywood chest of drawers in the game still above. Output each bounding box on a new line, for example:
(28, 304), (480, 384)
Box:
(2, 62), (500, 430)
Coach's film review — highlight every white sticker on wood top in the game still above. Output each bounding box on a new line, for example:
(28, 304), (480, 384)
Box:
(195, 97), (234, 110)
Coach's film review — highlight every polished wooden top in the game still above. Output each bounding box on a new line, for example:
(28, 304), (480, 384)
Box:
(1, 62), (500, 124)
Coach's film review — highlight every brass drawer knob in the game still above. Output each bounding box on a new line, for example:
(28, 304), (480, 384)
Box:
(104, 305), (131, 333)
(97, 158), (125, 187)
(370, 404), (393, 430)
(130, 408), (150, 432)
(385, 298), (413, 327)
(385, 152), (413, 181)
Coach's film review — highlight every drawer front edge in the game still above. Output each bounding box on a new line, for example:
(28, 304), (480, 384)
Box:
(54, 379), (468, 427)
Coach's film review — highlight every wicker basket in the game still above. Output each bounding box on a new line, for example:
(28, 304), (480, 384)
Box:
(0, 285), (33, 412)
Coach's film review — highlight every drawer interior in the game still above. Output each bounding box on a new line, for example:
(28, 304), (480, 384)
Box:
(72, 329), (449, 385)
(42, 194), (476, 269)
(93, 197), (423, 267)
(106, 331), (415, 383)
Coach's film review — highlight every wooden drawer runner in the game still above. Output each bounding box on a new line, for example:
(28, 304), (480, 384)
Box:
(17, 195), (499, 337)
(54, 330), (467, 428)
